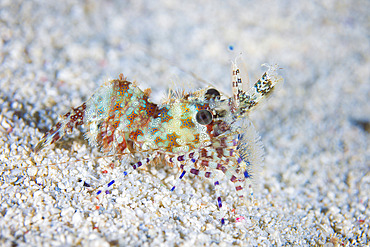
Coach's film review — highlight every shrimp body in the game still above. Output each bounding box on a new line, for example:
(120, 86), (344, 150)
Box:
(34, 61), (283, 223)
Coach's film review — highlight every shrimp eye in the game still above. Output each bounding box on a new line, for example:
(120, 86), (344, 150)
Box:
(205, 88), (220, 100)
(196, 110), (213, 125)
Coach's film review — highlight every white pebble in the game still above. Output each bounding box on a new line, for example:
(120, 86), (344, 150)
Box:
(27, 167), (38, 177)
(72, 211), (83, 226)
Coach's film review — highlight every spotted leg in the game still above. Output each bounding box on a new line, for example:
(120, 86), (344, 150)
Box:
(166, 151), (245, 225)
(165, 152), (227, 223)
(96, 152), (159, 196)
(178, 154), (231, 225)
(196, 157), (226, 224)
(201, 149), (248, 197)
(164, 151), (200, 192)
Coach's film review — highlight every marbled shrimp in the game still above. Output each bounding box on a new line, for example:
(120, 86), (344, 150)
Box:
(34, 59), (283, 224)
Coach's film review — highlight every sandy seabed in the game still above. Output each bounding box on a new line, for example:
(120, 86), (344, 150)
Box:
(0, 1), (369, 246)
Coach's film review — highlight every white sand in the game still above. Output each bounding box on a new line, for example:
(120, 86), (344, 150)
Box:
(0, 0), (369, 246)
